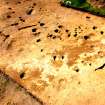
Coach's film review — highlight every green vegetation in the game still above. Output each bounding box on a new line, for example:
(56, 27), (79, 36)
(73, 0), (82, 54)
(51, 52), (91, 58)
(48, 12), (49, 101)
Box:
(61, 0), (105, 16)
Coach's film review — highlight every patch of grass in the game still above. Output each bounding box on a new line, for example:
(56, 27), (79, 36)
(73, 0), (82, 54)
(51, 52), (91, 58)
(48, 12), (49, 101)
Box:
(61, 0), (105, 16)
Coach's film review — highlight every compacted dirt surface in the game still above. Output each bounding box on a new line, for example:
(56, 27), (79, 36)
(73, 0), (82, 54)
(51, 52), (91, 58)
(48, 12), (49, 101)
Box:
(1, 0), (105, 105)
(0, 71), (41, 105)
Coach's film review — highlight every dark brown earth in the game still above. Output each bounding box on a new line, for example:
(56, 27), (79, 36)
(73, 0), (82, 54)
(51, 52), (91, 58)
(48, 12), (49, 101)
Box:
(88, 0), (105, 8)
(0, 71), (41, 105)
